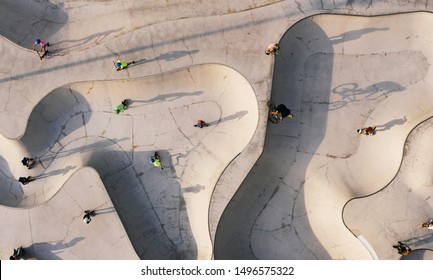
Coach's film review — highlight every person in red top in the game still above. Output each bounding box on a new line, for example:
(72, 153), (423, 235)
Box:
(194, 120), (208, 128)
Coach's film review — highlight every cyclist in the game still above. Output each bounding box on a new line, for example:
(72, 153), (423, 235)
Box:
(270, 104), (293, 123)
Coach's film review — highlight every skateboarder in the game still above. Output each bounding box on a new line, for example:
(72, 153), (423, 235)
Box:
(113, 60), (135, 71)
(357, 126), (376, 136)
(33, 39), (49, 52)
(265, 43), (280, 55)
(393, 241), (412, 256)
(114, 99), (128, 114)
(21, 157), (35, 169)
(150, 152), (164, 169)
(33, 39), (50, 60)
(18, 176), (35, 185)
(270, 104), (293, 123)
(83, 210), (96, 224)
(194, 120), (208, 128)
(422, 219), (433, 230)
(9, 246), (25, 260)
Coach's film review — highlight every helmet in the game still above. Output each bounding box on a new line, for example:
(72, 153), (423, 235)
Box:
(35, 39), (41, 44)
(150, 158), (155, 163)
(115, 62), (121, 68)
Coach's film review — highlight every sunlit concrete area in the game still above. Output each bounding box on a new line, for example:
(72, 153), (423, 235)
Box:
(0, 0), (433, 260)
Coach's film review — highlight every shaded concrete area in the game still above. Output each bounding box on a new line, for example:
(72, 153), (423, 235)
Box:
(216, 13), (433, 260)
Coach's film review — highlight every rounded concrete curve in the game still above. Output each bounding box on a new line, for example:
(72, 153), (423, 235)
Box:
(343, 117), (433, 260)
(215, 12), (433, 260)
(0, 63), (258, 259)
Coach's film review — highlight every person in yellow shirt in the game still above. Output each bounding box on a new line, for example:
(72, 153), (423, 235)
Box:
(150, 152), (164, 170)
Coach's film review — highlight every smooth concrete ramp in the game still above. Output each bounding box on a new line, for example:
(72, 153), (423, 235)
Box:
(215, 13), (433, 260)
(2, 0), (433, 261)
(0, 64), (258, 259)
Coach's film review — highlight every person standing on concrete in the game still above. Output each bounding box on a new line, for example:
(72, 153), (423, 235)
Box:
(357, 126), (376, 136)
(9, 246), (25, 260)
(114, 99), (129, 114)
(422, 219), (433, 230)
(150, 152), (164, 170)
(194, 120), (208, 128)
(18, 176), (35, 185)
(33, 39), (49, 52)
(270, 104), (294, 123)
(21, 157), (35, 169)
(265, 43), (280, 55)
(83, 210), (96, 224)
(393, 241), (412, 256)
(113, 60), (135, 71)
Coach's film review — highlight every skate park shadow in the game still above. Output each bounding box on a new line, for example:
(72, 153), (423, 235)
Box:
(20, 87), (92, 157)
(136, 50), (199, 65)
(86, 149), (197, 259)
(128, 90), (203, 106)
(329, 27), (389, 44)
(24, 237), (84, 260)
(0, 0), (67, 49)
(400, 249), (433, 260)
(331, 81), (405, 110)
(375, 116), (407, 132)
(0, 156), (23, 207)
(215, 18), (333, 260)
(50, 28), (124, 53)
(207, 110), (249, 126)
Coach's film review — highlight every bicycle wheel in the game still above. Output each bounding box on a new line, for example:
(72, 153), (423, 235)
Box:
(269, 115), (279, 124)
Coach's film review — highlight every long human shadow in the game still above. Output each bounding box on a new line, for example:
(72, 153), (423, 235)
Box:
(25, 237), (84, 260)
(215, 17), (335, 260)
(375, 116), (407, 132)
(136, 50), (199, 64)
(207, 110), (248, 126)
(329, 27), (389, 44)
(0, 0), (67, 49)
(128, 91), (203, 106)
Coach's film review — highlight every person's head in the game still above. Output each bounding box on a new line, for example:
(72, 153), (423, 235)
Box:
(150, 158), (155, 164)
(35, 39), (41, 44)
(115, 109), (120, 114)
(265, 50), (271, 55)
(83, 216), (90, 224)
(288, 113), (294, 118)
(357, 129), (362, 134)
(115, 62), (121, 68)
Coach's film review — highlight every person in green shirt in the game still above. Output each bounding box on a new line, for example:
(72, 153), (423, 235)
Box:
(113, 60), (135, 71)
(114, 99), (129, 114)
(150, 152), (164, 169)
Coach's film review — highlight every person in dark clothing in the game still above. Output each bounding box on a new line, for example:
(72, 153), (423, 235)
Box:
(18, 176), (35, 185)
(83, 210), (96, 224)
(21, 157), (35, 169)
(270, 104), (294, 123)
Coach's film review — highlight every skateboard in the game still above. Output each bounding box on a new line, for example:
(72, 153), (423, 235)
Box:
(36, 50), (48, 60)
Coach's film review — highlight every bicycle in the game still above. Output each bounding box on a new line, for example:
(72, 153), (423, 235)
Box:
(267, 101), (280, 124)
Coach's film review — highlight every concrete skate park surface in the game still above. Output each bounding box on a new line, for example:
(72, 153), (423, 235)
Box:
(1, 0), (433, 260)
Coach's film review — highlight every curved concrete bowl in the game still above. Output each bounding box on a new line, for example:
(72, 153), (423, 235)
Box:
(0, 63), (258, 259)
